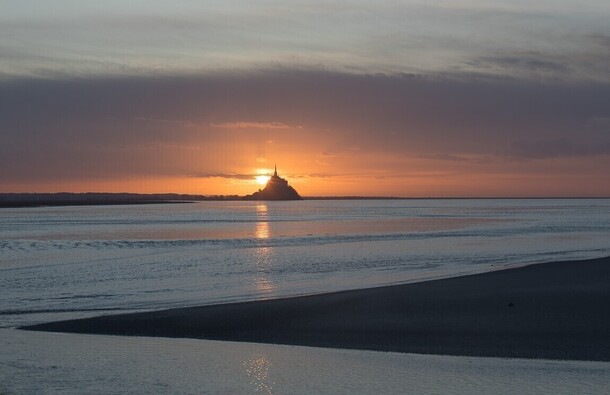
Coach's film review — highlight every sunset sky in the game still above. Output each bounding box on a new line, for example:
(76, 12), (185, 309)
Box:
(1, 1), (609, 197)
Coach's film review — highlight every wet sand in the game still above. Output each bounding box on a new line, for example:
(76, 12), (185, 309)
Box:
(22, 257), (610, 361)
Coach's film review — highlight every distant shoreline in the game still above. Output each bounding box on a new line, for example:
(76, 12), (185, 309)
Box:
(0, 193), (228, 208)
(1, 192), (608, 208)
(0, 200), (194, 208)
(22, 256), (610, 361)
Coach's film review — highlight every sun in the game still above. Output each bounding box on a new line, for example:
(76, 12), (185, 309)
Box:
(255, 175), (270, 185)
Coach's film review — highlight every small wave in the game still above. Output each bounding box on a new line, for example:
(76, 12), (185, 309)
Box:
(2, 218), (314, 227)
(2, 223), (609, 253)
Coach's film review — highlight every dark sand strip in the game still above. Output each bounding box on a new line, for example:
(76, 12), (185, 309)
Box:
(22, 257), (610, 361)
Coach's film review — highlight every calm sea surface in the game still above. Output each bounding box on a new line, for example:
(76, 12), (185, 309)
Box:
(2, 329), (609, 395)
(1, 199), (610, 328)
(2, 199), (610, 394)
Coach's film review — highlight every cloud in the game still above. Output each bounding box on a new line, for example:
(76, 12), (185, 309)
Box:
(503, 139), (610, 160)
(305, 173), (336, 179)
(2, 2), (610, 83)
(132, 117), (193, 126)
(210, 121), (300, 130)
(192, 171), (349, 180)
(189, 173), (256, 180)
(1, 69), (609, 186)
(462, 31), (610, 82)
(588, 117), (610, 127)
(588, 34), (610, 49)
(470, 53), (570, 74)
(417, 153), (471, 162)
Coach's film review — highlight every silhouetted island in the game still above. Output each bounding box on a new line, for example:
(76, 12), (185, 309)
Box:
(244, 165), (302, 201)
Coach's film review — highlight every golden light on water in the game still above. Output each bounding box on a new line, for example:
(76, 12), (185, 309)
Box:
(255, 221), (270, 240)
(255, 203), (270, 239)
(253, 203), (275, 295)
(243, 355), (275, 394)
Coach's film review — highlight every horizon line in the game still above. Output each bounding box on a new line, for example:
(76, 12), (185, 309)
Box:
(1, 192), (610, 200)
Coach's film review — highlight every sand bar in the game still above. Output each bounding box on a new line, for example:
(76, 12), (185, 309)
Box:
(22, 257), (610, 361)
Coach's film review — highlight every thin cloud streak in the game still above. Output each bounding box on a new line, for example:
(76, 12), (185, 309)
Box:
(211, 121), (300, 130)
(189, 173), (258, 181)
(503, 140), (610, 160)
(132, 117), (192, 126)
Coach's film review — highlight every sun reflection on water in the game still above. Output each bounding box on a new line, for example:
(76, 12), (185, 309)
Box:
(243, 355), (275, 394)
(255, 203), (270, 239)
(255, 221), (270, 239)
(253, 276), (275, 293)
(254, 203), (275, 296)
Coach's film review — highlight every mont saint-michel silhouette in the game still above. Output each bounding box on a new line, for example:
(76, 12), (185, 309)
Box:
(244, 165), (302, 200)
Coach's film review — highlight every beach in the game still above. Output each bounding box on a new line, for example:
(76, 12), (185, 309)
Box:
(23, 256), (610, 362)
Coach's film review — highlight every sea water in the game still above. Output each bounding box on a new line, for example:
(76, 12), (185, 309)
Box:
(1, 199), (610, 328)
(1, 199), (610, 394)
(1, 329), (609, 394)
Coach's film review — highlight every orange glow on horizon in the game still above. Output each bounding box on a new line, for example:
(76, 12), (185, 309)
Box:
(2, 151), (610, 198)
